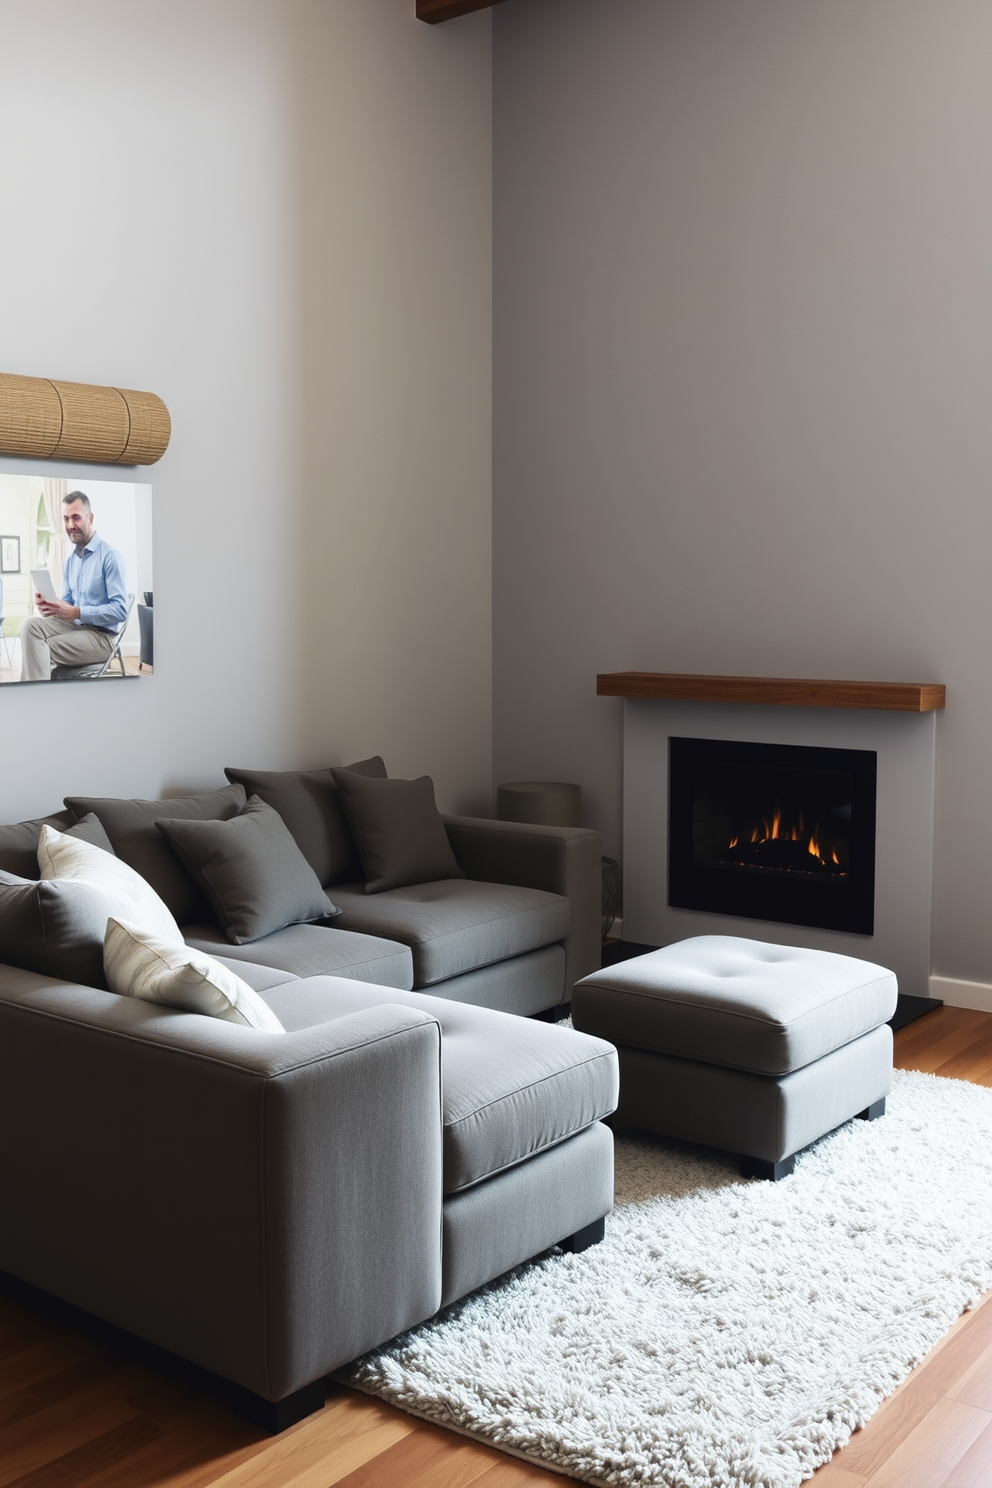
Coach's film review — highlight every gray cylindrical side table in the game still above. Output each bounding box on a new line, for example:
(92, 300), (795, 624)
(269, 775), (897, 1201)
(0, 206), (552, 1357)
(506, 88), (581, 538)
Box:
(496, 781), (581, 828)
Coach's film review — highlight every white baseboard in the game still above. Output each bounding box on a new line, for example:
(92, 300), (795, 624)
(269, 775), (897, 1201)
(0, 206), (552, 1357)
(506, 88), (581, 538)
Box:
(929, 975), (992, 1013)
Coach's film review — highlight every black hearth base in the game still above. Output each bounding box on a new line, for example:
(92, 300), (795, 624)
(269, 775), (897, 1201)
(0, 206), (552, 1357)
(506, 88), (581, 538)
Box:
(888, 993), (943, 1032)
(601, 941), (943, 1033)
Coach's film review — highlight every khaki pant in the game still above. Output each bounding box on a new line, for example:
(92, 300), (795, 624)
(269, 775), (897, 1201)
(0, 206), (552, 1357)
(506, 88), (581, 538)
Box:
(19, 616), (115, 681)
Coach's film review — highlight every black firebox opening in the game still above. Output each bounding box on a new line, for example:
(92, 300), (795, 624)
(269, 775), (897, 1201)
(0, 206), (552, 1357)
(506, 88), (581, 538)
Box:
(668, 737), (876, 935)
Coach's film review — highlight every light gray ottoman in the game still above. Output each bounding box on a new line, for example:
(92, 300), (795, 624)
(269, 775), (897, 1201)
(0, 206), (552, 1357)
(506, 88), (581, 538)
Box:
(572, 935), (897, 1180)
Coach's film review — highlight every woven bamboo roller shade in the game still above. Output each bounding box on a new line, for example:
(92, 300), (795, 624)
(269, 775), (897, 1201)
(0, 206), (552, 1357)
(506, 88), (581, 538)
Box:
(0, 373), (171, 465)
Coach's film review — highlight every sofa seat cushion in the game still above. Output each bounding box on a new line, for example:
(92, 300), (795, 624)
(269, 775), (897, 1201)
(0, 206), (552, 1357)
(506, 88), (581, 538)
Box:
(209, 956), (300, 994)
(183, 922), (414, 989)
(328, 879), (570, 988)
(262, 976), (619, 1192)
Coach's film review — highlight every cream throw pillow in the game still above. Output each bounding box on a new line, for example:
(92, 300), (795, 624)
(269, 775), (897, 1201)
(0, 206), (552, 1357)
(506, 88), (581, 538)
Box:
(39, 823), (182, 945)
(104, 918), (285, 1032)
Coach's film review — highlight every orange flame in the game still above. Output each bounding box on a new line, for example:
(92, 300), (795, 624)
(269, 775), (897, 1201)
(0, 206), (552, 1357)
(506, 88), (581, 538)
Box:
(728, 804), (843, 872)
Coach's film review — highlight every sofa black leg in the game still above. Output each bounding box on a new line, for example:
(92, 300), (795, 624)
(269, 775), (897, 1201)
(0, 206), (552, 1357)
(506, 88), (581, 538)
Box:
(740, 1154), (796, 1182)
(230, 1378), (326, 1434)
(857, 1098), (886, 1121)
(560, 1217), (606, 1253)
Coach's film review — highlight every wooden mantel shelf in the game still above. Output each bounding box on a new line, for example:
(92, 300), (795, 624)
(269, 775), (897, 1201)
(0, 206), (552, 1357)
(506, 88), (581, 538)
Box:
(416, 0), (508, 22)
(597, 672), (946, 712)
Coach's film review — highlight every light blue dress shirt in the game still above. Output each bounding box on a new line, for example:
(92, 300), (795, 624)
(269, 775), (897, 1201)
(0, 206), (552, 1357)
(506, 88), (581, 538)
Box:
(62, 534), (128, 632)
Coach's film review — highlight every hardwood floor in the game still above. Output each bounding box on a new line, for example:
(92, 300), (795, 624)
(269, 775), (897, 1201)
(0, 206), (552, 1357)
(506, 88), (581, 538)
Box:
(3, 1004), (991, 1488)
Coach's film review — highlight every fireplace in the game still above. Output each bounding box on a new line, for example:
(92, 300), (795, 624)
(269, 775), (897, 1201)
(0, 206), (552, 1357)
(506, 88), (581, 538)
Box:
(603, 675), (941, 1000)
(668, 736), (877, 934)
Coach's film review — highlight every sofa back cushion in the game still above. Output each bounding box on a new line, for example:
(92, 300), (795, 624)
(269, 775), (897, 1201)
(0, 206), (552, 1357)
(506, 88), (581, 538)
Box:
(223, 756), (386, 886)
(331, 769), (465, 894)
(0, 869), (119, 989)
(64, 784), (247, 926)
(156, 797), (334, 945)
(0, 810), (114, 879)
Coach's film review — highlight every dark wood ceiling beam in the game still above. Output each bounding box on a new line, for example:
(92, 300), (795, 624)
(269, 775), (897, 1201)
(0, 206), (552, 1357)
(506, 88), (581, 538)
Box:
(417, 0), (509, 23)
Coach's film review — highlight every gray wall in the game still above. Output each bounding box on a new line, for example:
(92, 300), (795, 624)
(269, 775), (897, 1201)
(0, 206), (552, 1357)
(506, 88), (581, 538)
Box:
(0, 0), (492, 819)
(492, 0), (992, 982)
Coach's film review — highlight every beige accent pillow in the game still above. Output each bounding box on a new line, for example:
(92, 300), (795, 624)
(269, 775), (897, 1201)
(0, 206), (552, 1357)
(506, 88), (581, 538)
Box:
(104, 918), (285, 1032)
(39, 824), (182, 945)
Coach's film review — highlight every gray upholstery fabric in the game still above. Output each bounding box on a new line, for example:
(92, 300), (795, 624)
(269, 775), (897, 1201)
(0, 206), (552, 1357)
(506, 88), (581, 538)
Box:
(156, 797), (334, 946)
(0, 809), (75, 878)
(183, 921), (415, 989)
(0, 809), (113, 880)
(0, 870), (118, 989)
(224, 756), (386, 887)
(60, 813), (117, 856)
(573, 936), (898, 1076)
(611, 1024), (894, 1163)
(65, 785), (247, 926)
(441, 1122), (614, 1307)
(329, 878), (570, 988)
(443, 815), (602, 998)
(332, 770), (464, 893)
(0, 975), (444, 1400)
(416, 944), (565, 1017)
(210, 957), (301, 994)
(263, 976), (619, 1192)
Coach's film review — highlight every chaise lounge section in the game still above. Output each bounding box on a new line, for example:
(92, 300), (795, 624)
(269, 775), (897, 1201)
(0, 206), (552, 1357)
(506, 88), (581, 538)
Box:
(0, 958), (618, 1429)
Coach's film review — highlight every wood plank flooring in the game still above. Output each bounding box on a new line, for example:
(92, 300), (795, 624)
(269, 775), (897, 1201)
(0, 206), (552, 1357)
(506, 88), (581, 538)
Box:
(2, 1003), (991, 1488)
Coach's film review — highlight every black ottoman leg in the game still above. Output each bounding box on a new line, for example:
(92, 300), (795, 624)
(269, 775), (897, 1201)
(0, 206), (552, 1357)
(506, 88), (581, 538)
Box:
(561, 1218), (606, 1253)
(740, 1154), (796, 1182)
(856, 1098), (886, 1121)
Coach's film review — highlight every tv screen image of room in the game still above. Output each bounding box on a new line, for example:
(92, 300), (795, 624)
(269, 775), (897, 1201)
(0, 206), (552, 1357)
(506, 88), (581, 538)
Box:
(0, 474), (152, 684)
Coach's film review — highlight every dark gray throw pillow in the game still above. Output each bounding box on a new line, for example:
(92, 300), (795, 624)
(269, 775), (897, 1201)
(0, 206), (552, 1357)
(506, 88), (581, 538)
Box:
(223, 756), (386, 887)
(330, 770), (465, 894)
(155, 796), (336, 946)
(0, 869), (117, 989)
(0, 810), (115, 880)
(65, 784), (247, 926)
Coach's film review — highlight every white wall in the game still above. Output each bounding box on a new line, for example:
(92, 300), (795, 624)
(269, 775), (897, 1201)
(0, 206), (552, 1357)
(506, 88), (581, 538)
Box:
(0, 0), (492, 815)
(492, 0), (992, 982)
(295, 2), (493, 804)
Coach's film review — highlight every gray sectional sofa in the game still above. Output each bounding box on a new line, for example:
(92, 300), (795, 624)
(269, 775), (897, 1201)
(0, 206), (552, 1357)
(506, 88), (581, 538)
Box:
(65, 758), (604, 1018)
(0, 764), (617, 1431)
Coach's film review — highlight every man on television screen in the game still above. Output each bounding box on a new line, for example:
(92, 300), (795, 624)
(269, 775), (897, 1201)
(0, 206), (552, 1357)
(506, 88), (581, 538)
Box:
(19, 491), (128, 681)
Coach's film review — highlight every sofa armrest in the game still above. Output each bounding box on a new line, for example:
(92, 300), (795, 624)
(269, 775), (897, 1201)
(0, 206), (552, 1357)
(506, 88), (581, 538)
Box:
(0, 977), (442, 1402)
(443, 815), (602, 996)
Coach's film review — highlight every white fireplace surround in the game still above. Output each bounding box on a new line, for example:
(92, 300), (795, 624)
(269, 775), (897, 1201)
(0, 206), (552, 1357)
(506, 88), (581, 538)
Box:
(622, 699), (938, 1002)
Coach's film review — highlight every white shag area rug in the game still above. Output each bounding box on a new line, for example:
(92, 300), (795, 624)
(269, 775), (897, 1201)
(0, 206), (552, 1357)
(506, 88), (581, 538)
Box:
(345, 1070), (992, 1488)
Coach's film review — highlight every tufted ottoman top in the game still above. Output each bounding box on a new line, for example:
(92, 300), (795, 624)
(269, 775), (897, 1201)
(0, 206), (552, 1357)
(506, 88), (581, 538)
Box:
(572, 935), (897, 1076)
